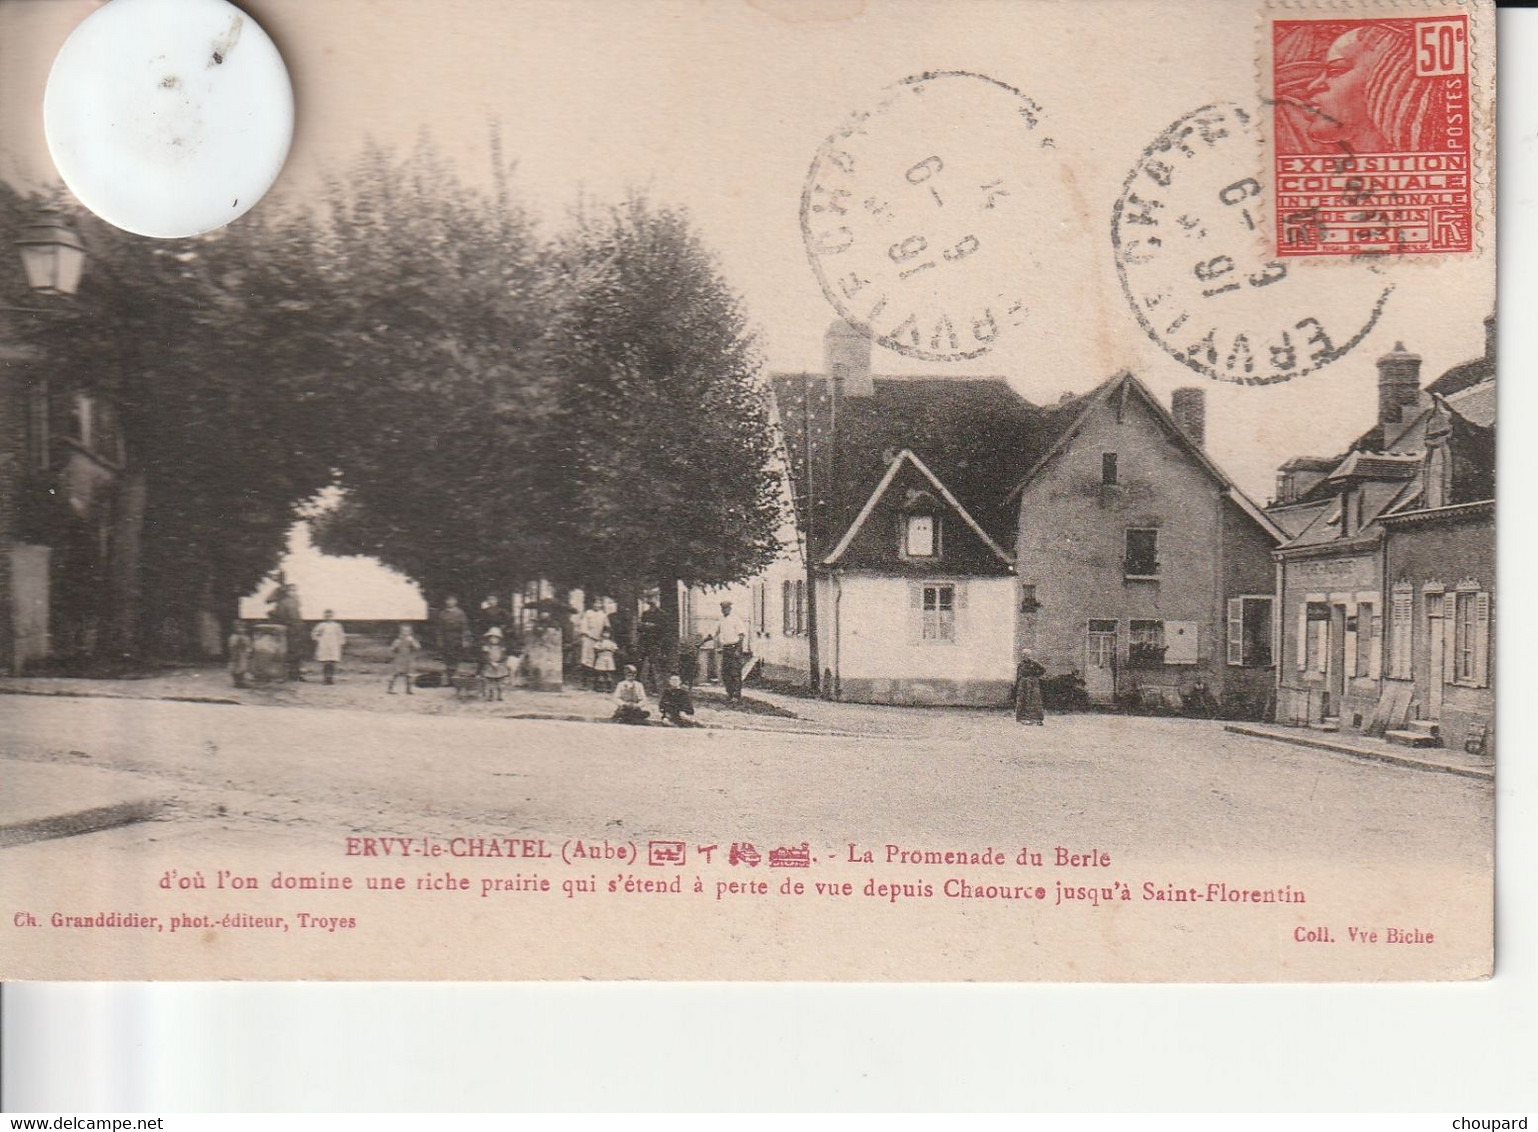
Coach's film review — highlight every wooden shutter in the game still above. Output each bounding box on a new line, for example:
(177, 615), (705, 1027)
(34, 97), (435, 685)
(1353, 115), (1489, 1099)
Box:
(908, 583), (925, 645)
(1474, 591), (1491, 688)
(1442, 591), (1457, 687)
(1296, 603), (1308, 671)
(1227, 598), (1243, 666)
(1391, 587), (1413, 678)
(1343, 608), (1358, 680)
(1368, 611), (1383, 680)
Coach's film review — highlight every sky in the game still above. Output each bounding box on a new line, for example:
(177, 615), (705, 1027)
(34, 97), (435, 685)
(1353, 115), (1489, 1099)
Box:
(0, 0), (1496, 532)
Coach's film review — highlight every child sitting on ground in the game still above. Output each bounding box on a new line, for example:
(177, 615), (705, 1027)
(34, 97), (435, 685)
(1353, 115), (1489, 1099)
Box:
(611, 665), (650, 725)
(658, 674), (699, 727)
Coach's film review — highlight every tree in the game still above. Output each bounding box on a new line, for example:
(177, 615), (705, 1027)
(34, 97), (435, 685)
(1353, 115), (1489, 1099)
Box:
(305, 138), (560, 607)
(544, 194), (783, 665)
(1, 181), (341, 662)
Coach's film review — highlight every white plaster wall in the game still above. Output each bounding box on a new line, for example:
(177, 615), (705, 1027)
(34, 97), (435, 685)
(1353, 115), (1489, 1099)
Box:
(833, 574), (1015, 681)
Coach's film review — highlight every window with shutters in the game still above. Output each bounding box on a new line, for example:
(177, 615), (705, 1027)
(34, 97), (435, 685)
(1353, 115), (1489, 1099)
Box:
(782, 580), (806, 636)
(921, 583), (956, 642)
(1389, 582), (1415, 679)
(1452, 585), (1490, 687)
(1227, 596), (1273, 667)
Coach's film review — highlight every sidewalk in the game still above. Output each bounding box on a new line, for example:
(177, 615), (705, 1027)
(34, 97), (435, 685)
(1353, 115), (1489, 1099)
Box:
(0, 760), (173, 848)
(1223, 722), (1494, 781)
(0, 660), (868, 738)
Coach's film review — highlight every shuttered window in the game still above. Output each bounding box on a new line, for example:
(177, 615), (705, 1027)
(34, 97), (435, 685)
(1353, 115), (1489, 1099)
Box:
(782, 580), (806, 636)
(1228, 596), (1273, 667)
(1453, 587), (1491, 688)
(910, 582), (964, 643)
(923, 584), (955, 641)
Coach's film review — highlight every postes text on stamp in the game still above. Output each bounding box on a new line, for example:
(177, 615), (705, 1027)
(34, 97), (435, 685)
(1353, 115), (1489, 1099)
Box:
(1271, 14), (1472, 258)
(1112, 103), (1392, 386)
(801, 71), (1055, 362)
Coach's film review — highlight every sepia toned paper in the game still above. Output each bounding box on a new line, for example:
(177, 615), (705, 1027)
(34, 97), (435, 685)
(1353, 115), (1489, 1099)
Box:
(0, 0), (1496, 981)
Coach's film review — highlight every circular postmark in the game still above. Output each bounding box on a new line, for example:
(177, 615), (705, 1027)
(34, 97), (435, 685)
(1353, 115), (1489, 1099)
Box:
(801, 71), (1058, 362)
(1111, 103), (1393, 386)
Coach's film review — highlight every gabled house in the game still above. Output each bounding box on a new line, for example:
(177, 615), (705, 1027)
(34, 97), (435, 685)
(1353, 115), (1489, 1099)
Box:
(1270, 320), (1495, 751)
(1005, 373), (1284, 713)
(742, 320), (1283, 710)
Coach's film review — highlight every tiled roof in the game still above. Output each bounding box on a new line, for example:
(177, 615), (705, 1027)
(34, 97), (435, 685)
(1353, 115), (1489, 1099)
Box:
(770, 373), (1085, 557)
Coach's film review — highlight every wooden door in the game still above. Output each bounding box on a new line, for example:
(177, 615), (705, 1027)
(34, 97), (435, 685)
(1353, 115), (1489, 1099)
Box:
(1086, 620), (1117, 704)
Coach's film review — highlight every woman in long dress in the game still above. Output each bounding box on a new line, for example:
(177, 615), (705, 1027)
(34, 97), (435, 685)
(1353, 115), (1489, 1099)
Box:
(1014, 650), (1046, 725)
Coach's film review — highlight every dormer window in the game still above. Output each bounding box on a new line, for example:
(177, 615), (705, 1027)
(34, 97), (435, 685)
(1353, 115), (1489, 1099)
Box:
(1426, 446), (1448, 509)
(905, 513), (937, 557)
(900, 488), (942, 558)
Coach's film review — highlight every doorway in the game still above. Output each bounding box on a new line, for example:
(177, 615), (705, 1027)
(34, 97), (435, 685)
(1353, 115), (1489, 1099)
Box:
(1327, 603), (1347, 717)
(1086, 619), (1117, 704)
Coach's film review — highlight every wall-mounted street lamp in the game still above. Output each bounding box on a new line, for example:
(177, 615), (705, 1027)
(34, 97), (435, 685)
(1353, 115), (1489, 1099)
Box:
(15, 211), (86, 296)
(5, 209), (87, 313)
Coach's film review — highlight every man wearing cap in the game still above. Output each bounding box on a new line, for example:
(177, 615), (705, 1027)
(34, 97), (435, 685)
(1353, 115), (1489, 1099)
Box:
(707, 600), (750, 702)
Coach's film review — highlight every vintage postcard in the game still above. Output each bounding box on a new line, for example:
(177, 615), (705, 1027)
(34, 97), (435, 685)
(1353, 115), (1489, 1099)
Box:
(0, 0), (1496, 980)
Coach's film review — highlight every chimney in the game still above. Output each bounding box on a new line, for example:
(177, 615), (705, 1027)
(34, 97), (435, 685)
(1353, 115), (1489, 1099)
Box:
(1171, 387), (1206, 449)
(824, 319), (873, 399)
(1376, 341), (1422, 426)
(1484, 313), (1495, 362)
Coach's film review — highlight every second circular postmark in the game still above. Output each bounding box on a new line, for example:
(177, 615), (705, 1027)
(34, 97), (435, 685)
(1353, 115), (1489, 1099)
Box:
(1111, 102), (1394, 386)
(801, 71), (1060, 363)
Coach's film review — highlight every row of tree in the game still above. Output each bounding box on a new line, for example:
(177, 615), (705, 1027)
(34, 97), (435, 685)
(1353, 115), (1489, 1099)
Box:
(1, 137), (784, 664)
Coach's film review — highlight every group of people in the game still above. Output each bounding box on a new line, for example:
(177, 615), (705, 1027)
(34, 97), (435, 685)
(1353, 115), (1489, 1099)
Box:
(611, 667), (700, 727)
(228, 584), (750, 730)
(227, 587), (350, 688)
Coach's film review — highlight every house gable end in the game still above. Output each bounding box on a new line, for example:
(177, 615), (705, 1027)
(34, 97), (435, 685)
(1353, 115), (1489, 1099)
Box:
(827, 451), (1013, 575)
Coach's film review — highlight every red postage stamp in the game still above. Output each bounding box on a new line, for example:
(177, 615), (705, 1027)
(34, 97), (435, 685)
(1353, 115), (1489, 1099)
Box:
(1271, 14), (1472, 258)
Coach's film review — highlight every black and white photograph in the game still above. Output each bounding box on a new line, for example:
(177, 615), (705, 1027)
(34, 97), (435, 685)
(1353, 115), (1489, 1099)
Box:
(0, 0), (1499, 984)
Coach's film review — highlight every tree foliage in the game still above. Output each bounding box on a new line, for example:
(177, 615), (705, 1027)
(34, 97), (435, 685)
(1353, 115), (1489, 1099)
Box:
(2, 140), (783, 661)
(543, 195), (782, 593)
(302, 139), (558, 605)
(1, 180), (340, 656)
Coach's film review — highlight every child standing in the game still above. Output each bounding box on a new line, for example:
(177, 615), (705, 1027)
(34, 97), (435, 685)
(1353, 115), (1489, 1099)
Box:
(311, 610), (347, 685)
(592, 626), (619, 692)
(387, 624), (420, 694)
(481, 627), (511, 701)
(227, 620), (254, 688)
